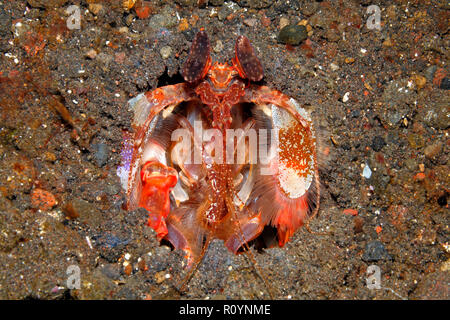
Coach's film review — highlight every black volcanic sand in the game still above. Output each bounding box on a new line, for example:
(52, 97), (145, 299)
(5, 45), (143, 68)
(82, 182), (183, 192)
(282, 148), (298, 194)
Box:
(0, 0), (448, 299)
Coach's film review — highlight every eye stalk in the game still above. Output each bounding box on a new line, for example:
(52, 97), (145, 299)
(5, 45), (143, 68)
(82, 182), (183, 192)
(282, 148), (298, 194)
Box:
(233, 35), (264, 82)
(182, 31), (212, 83)
(182, 32), (263, 88)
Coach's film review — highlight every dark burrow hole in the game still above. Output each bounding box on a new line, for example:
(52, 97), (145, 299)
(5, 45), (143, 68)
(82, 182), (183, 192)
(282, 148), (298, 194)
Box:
(437, 192), (447, 207)
(156, 67), (185, 88)
(238, 225), (279, 254)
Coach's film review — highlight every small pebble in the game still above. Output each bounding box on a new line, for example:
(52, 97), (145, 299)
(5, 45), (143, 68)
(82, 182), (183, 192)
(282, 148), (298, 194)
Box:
(382, 38), (393, 47)
(115, 51), (126, 64)
(402, 118), (408, 127)
(424, 142), (442, 159)
(101, 264), (121, 280)
(362, 240), (392, 262)
(148, 6), (178, 30)
(244, 18), (258, 27)
(13, 21), (28, 38)
(371, 136), (386, 152)
(300, 1), (319, 16)
(154, 271), (166, 284)
(92, 143), (109, 167)
(213, 40), (223, 53)
(408, 133), (425, 149)
(44, 151), (56, 162)
(123, 263), (132, 276)
(209, 8), (218, 18)
(160, 46), (172, 59)
(342, 92), (350, 102)
(411, 74), (426, 89)
(345, 57), (355, 64)
(123, 0), (136, 11)
(278, 25), (307, 46)
(362, 164), (372, 179)
(330, 63), (339, 71)
(178, 18), (189, 32)
(217, 6), (231, 21)
(279, 17), (289, 29)
(88, 3), (103, 15)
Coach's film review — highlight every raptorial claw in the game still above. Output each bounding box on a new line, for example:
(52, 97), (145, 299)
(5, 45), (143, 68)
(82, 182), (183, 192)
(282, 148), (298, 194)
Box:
(139, 161), (178, 239)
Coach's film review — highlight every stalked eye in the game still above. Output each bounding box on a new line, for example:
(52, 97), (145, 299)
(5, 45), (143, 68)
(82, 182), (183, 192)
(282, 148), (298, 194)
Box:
(182, 31), (211, 83)
(234, 35), (263, 82)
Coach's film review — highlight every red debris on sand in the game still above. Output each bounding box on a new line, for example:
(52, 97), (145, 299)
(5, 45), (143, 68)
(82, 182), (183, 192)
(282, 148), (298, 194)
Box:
(22, 31), (46, 56)
(135, 3), (151, 19)
(31, 188), (57, 211)
(261, 15), (271, 27)
(414, 172), (426, 181)
(433, 68), (447, 87)
(343, 208), (358, 216)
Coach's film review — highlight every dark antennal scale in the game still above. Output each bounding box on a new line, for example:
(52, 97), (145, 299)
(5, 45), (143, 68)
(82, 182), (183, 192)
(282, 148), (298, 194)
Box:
(234, 35), (264, 81)
(182, 31), (211, 83)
